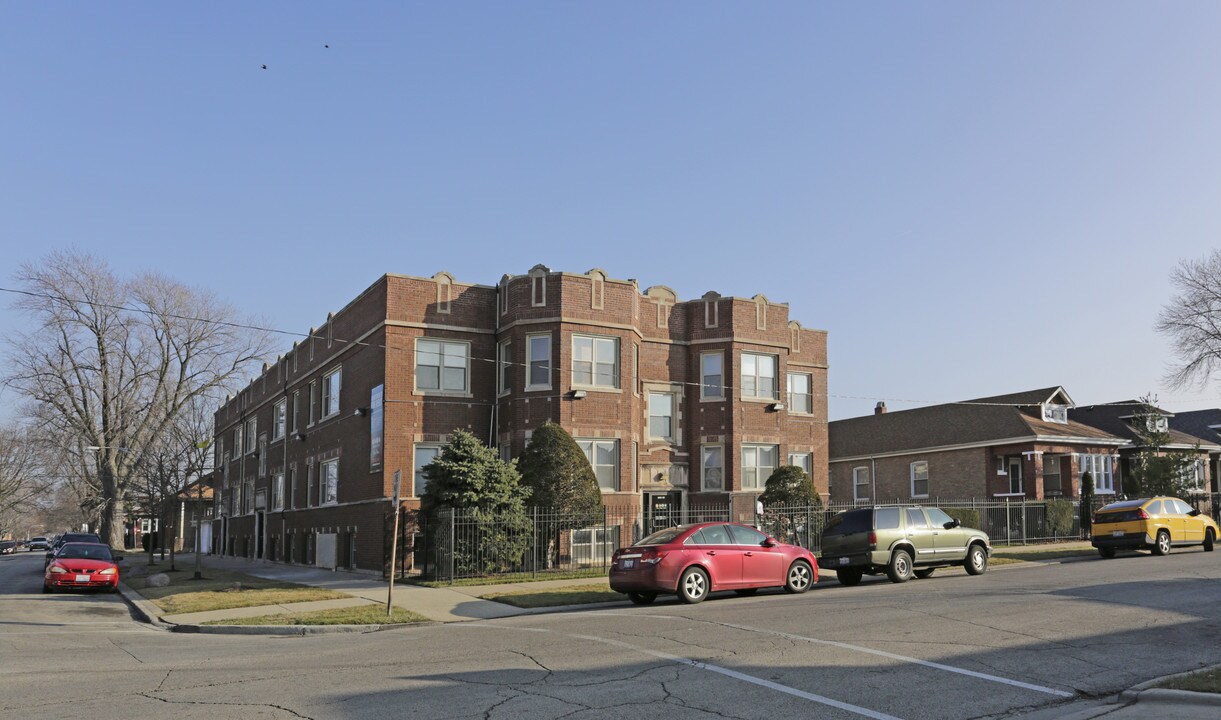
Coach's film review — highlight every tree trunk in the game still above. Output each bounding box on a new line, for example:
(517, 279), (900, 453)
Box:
(101, 497), (126, 549)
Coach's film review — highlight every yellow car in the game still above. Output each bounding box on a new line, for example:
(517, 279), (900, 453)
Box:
(1092, 497), (1219, 559)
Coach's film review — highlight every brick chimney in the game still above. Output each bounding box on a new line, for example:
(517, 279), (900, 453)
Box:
(875, 401), (887, 415)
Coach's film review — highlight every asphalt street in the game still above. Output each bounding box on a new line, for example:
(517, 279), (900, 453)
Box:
(2, 548), (1220, 720)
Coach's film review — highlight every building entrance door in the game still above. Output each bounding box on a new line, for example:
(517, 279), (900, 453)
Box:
(1008, 458), (1023, 495)
(255, 511), (264, 559)
(645, 491), (682, 535)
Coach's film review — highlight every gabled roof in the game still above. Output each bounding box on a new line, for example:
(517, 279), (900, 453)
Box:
(1167, 408), (1221, 448)
(1068, 402), (1218, 449)
(829, 388), (1123, 459)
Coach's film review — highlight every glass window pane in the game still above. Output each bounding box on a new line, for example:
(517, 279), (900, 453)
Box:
(595, 338), (616, 363)
(443, 344), (466, 367)
(700, 525), (731, 544)
(596, 442), (616, 466)
(574, 364), (593, 385)
(443, 367), (466, 391)
(760, 446), (777, 467)
(574, 337), (592, 362)
(418, 366), (439, 390)
(727, 524), (768, 546)
(759, 376), (775, 398)
(418, 341), (440, 365)
(759, 355), (776, 378)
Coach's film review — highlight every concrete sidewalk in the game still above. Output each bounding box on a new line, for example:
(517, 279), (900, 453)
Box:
(156, 554), (613, 624)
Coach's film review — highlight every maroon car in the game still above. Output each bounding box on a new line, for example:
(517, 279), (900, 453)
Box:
(610, 522), (818, 604)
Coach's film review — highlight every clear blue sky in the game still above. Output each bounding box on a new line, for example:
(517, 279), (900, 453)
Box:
(3, 2), (1221, 420)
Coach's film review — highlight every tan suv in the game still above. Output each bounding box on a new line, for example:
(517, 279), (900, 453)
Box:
(820, 505), (992, 585)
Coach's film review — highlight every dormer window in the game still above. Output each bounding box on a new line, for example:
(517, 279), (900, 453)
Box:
(1042, 404), (1068, 424)
(1145, 416), (1169, 433)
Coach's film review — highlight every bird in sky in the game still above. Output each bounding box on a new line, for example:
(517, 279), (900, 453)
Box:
(261, 64), (267, 70)
(324, 44), (330, 48)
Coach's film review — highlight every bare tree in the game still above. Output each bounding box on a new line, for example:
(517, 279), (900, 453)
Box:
(0, 424), (51, 537)
(1157, 249), (1221, 389)
(4, 250), (272, 548)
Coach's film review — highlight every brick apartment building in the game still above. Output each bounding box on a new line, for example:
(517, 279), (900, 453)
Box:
(209, 265), (828, 573)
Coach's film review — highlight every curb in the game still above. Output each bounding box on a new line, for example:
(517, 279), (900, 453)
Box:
(167, 622), (415, 635)
(115, 581), (171, 630)
(1119, 663), (1221, 705)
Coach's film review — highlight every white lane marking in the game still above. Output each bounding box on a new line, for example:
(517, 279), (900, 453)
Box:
(458, 623), (904, 720)
(585, 612), (1071, 698)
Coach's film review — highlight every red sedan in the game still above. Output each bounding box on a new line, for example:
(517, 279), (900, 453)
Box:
(610, 522), (818, 604)
(43, 542), (120, 594)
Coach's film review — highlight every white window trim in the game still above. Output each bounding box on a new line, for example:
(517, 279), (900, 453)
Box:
(320, 458), (338, 506)
(786, 372), (813, 415)
(910, 461), (929, 499)
(571, 334), (620, 390)
(531, 275), (546, 307)
(272, 471), (285, 511)
(704, 300), (718, 328)
(853, 466), (870, 503)
(245, 418), (257, 454)
(648, 391), (677, 444)
(414, 338), (473, 396)
(413, 443), (444, 498)
(702, 444), (725, 492)
(273, 398), (287, 441)
(700, 351), (725, 401)
(525, 333), (552, 392)
(742, 444), (778, 491)
(497, 339), (512, 397)
(320, 366), (342, 419)
(740, 352), (779, 401)
(788, 452), (812, 476)
(576, 438), (619, 492)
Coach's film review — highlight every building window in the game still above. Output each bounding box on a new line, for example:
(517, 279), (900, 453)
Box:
(853, 466), (870, 502)
(306, 463), (315, 507)
(572, 526), (619, 566)
(370, 384), (384, 468)
(702, 445), (724, 491)
(291, 391), (300, 433)
(320, 458), (338, 505)
(308, 381), (317, 425)
(532, 274), (546, 306)
(497, 340), (512, 395)
(288, 466), (296, 509)
(243, 478), (254, 514)
(701, 352), (724, 399)
(741, 353), (778, 400)
(742, 445), (778, 490)
(321, 367), (341, 417)
(258, 435), (268, 477)
(273, 398), (286, 440)
(573, 335), (619, 388)
(233, 425), (243, 458)
(632, 344), (639, 395)
(1042, 404), (1068, 424)
(648, 392), (675, 442)
(272, 472), (284, 510)
(500, 276), (509, 315)
(787, 373), (812, 414)
(245, 418), (257, 454)
(414, 444), (442, 497)
(1078, 454), (1115, 494)
(577, 439), (619, 491)
(788, 452), (811, 476)
(415, 340), (469, 393)
(1043, 455), (1062, 495)
(910, 461), (929, 498)
(526, 334), (551, 390)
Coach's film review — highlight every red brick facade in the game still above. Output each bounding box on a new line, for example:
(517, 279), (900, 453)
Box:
(211, 267), (828, 572)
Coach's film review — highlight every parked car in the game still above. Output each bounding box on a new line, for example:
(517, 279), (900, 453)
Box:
(27, 537), (50, 551)
(1092, 496), (1219, 558)
(44, 532), (102, 569)
(820, 505), (992, 585)
(43, 542), (120, 593)
(1, 540), (17, 555)
(609, 521), (818, 605)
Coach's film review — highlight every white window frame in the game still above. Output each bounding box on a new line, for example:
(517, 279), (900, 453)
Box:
(272, 471), (284, 511)
(648, 392), (676, 443)
(1042, 404), (1068, 424)
(320, 458), (338, 505)
(572, 334), (620, 389)
(291, 391), (300, 434)
(700, 352), (724, 400)
(273, 398), (286, 440)
(415, 339), (471, 395)
(910, 461), (929, 498)
(321, 367), (341, 418)
(525, 333), (552, 391)
(788, 452), (812, 477)
(245, 418), (257, 454)
(243, 477), (254, 514)
(577, 439), (619, 491)
(308, 381), (318, 426)
(233, 425), (243, 458)
(531, 274), (546, 306)
(787, 372), (812, 414)
(306, 462), (315, 507)
(702, 444), (724, 492)
(742, 444), (778, 491)
(413, 444), (443, 497)
(1078, 454), (1115, 494)
(497, 339), (512, 396)
(853, 466), (870, 503)
(740, 352), (779, 400)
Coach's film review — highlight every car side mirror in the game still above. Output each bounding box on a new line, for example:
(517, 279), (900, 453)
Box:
(762, 537), (777, 547)
(1189, 509), (1201, 517)
(944, 519), (960, 529)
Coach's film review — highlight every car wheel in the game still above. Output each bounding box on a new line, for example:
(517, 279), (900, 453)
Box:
(627, 592), (656, 605)
(1205, 529), (1215, 552)
(1153, 530), (1171, 556)
(914, 568), (935, 579)
(734, 588), (759, 597)
(835, 568), (863, 587)
(887, 549), (914, 583)
(785, 560), (814, 594)
(677, 567), (709, 604)
(1098, 547), (1116, 559)
(965, 545), (988, 575)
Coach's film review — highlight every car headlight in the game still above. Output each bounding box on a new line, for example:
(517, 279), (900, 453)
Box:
(98, 568), (116, 575)
(49, 566), (66, 574)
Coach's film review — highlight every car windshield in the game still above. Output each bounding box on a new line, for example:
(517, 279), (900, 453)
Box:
(637, 526), (692, 546)
(32, 537), (46, 542)
(58, 544), (113, 561)
(824, 509), (871, 536)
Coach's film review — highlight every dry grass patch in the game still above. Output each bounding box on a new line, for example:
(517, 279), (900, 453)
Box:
(204, 606), (428, 626)
(481, 584), (623, 608)
(128, 567), (346, 615)
(410, 568), (607, 588)
(1156, 667), (1221, 694)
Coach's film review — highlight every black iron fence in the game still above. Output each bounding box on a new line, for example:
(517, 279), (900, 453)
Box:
(404, 493), (1221, 582)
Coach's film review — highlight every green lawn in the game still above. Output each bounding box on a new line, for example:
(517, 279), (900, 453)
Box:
(1156, 667), (1221, 694)
(410, 567), (608, 588)
(128, 567), (346, 615)
(481, 584), (624, 608)
(202, 606), (428, 626)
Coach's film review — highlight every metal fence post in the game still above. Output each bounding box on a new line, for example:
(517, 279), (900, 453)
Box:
(447, 509), (455, 585)
(1006, 498), (1012, 545)
(602, 505), (608, 572)
(1021, 500), (1027, 545)
(532, 506), (538, 579)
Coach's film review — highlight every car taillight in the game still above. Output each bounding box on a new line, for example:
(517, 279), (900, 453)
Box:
(868, 531), (877, 548)
(1138, 508), (1150, 520)
(641, 548), (667, 565)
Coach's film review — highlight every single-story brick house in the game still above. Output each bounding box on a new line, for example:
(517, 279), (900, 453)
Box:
(1169, 409), (1221, 493)
(829, 387), (1128, 503)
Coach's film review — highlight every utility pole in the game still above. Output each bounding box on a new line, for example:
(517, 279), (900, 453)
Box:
(386, 470), (401, 617)
(194, 439), (211, 581)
